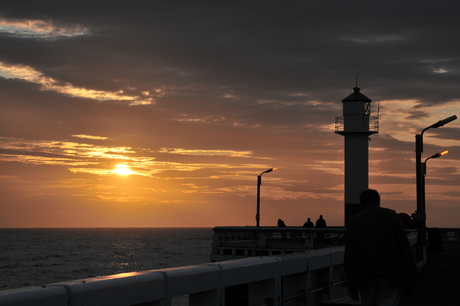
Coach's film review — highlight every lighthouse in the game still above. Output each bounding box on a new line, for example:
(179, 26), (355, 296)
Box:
(335, 87), (379, 225)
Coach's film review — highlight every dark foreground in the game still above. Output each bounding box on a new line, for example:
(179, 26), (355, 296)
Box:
(400, 242), (460, 305)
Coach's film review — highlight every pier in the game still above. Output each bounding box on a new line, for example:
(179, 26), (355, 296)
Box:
(0, 227), (458, 306)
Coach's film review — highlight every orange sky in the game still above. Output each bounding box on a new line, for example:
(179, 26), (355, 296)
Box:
(1, 2), (460, 228)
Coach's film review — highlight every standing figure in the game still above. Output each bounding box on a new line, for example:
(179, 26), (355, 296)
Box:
(344, 189), (417, 305)
(303, 218), (314, 228)
(303, 217), (314, 243)
(315, 215), (327, 245)
(277, 218), (287, 239)
(315, 215), (326, 227)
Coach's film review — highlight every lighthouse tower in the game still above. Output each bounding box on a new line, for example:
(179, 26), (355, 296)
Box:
(335, 87), (379, 225)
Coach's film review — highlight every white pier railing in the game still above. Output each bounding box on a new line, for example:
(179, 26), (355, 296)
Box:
(0, 227), (420, 306)
(0, 246), (348, 306)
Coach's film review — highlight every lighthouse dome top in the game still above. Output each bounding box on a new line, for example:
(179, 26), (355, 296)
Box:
(342, 87), (371, 102)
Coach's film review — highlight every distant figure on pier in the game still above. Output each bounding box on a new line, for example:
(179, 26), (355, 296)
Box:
(277, 218), (286, 227)
(315, 215), (326, 228)
(315, 215), (327, 245)
(303, 217), (314, 240)
(344, 189), (417, 305)
(277, 218), (287, 239)
(303, 218), (314, 228)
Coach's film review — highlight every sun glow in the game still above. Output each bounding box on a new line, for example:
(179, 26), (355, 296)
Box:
(114, 164), (134, 175)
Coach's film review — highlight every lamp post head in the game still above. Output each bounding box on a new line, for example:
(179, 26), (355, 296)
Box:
(429, 115), (457, 129)
(425, 150), (449, 163)
(440, 115), (457, 126)
(262, 166), (278, 175)
(439, 150), (449, 157)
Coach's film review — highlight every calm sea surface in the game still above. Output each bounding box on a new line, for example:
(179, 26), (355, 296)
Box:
(0, 228), (213, 291)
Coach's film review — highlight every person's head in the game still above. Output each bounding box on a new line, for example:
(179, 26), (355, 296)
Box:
(359, 189), (380, 206)
(307, 218), (310, 221)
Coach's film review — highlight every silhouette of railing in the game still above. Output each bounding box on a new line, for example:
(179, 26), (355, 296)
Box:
(335, 115), (379, 134)
(0, 227), (421, 306)
(211, 226), (346, 262)
(441, 228), (460, 242)
(211, 226), (418, 263)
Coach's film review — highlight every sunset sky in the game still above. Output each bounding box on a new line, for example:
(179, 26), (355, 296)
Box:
(1, 1), (460, 228)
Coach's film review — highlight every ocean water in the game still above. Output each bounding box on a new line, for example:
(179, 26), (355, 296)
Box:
(0, 228), (213, 291)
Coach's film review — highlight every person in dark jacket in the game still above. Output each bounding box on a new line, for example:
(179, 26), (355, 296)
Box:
(315, 215), (326, 228)
(315, 215), (327, 245)
(303, 218), (314, 228)
(344, 189), (417, 305)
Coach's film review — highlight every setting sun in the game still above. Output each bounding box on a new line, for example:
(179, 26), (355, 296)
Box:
(114, 164), (134, 175)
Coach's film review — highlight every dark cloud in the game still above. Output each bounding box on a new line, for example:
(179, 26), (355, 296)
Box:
(2, 1), (460, 104)
(430, 128), (460, 141)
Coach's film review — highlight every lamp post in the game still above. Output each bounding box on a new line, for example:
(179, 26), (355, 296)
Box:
(256, 166), (278, 227)
(422, 150), (449, 226)
(415, 115), (456, 261)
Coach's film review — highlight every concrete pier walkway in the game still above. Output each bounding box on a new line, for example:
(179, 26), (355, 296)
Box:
(400, 242), (460, 305)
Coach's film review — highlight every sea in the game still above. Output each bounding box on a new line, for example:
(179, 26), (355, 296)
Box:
(0, 228), (213, 291)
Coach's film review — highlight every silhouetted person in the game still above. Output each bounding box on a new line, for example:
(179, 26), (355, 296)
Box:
(344, 189), (417, 305)
(315, 215), (327, 245)
(277, 218), (286, 227)
(277, 218), (287, 239)
(303, 217), (314, 241)
(303, 218), (314, 228)
(315, 215), (326, 228)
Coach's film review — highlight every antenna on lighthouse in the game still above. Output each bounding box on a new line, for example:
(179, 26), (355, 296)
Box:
(355, 74), (358, 87)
